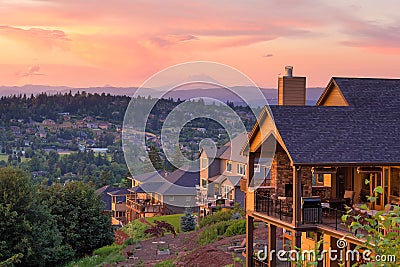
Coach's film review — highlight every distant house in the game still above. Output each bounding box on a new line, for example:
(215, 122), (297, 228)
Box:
(74, 120), (87, 129)
(96, 186), (130, 226)
(89, 148), (108, 153)
(125, 168), (199, 221)
(10, 126), (21, 134)
(42, 119), (56, 127)
(197, 133), (253, 216)
(98, 122), (110, 130)
(87, 122), (99, 129)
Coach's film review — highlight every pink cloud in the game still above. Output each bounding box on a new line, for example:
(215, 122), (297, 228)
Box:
(0, 26), (70, 50)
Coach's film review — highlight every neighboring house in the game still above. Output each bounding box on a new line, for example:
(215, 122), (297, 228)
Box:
(126, 168), (198, 221)
(196, 133), (264, 217)
(242, 66), (400, 266)
(96, 185), (129, 226)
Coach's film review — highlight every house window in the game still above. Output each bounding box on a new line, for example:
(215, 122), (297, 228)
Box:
(254, 164), (261, 173)
(237, 164), (246, 175)
(185, 196), (191, 202)
(223, 185), (233, 200)
(201, 178), (207, 188)
(226, 161), (232, 172)
(201, 158), (207, 169)
(312, 173), (331, 187)
(169, 196), (174, 202)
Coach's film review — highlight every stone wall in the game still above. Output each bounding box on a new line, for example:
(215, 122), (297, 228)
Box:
(269, 145), (312, 198)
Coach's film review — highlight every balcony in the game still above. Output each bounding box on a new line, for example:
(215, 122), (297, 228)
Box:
(255, 193), (355, 234)
(126, 198), (165, 214)
(112, 202), (127, 212)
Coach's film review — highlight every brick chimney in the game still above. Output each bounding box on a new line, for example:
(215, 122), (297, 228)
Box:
(278, 66), (306, 106)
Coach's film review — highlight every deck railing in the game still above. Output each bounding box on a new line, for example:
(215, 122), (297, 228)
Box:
(126, 199), (165, 213)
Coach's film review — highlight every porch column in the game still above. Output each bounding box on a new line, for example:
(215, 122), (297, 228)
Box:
(316, 232), (323, 267)
(291, 231), (302, 267)
(268, 224), (277, 267)
(246, 215), (254, 267)
(292, 166), (302, 227)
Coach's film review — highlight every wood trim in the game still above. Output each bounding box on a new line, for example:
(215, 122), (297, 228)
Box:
(316, 78), (349, 106)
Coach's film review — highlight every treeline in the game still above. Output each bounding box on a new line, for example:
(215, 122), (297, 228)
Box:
(5, 150), (129, 188)
(0, 167), (114, 266)
(0, 92), (130, 124)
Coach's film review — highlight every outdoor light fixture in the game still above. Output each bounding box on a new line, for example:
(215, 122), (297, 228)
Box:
(357, 167), (382, 173)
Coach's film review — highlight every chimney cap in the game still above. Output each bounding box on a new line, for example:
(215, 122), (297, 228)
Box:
(285, 66), (293, 77)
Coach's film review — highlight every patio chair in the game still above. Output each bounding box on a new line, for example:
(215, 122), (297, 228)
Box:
(343, 190), (355, 206)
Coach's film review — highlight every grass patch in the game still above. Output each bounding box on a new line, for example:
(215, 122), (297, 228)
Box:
(65, 244), (125, 267)
(93, 244), (122, 256)
(121, 220), (150, 240)
(154, 260), (176, 267)
(0, 154), (30, 163)
(146, 214), (183, 231)
(0, 154), (8, 162)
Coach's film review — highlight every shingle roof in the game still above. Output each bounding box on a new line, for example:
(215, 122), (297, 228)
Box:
(216, 132), (248, 163)
(128, 167), (199, 196)
(269, 78), (400, 165)
(95, 185), (127, 211)
(332, 78), (400, 107)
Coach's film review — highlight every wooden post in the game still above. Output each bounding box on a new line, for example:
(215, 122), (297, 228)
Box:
(292, 231), (302, 267)
(268, 224), (277, 267)
(292, 166), (302, 227)
(316, 232), (323, 267)
(246, 215), (254, 267)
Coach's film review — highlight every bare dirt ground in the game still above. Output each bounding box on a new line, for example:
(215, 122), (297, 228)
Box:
(108, 221), (275, 267)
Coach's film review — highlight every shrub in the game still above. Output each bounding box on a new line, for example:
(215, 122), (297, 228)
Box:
(197, 220), (234, 245)
(199, 210), (233, 228)
(199, 204), (245, 228)
(121, 220), (150, 241)
(93, 244), (122, 256)
(231, 212), (242, 220)
(180, 209), (196, 232)
(145, 220), (176, 238)
(197, 225), (218, 246)
(224, 219), (246, 237)
(215, 220), (233, 236)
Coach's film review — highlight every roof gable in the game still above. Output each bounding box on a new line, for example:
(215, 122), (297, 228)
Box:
(316, 78), (349, 106)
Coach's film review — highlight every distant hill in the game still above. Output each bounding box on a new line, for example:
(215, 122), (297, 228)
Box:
(0, 85), (324, 106)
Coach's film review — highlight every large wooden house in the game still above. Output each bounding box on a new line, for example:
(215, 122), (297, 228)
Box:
(242, 67), (400, 266)
(125, 168), (198, 221)
(196, 133), (269, 216)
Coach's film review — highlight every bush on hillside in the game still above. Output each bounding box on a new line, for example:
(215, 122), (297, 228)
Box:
(197, 220), (235, 245)
(199, 204), (244, 228)
(121, 220), (150, 241)
(224, 219), (246, 237)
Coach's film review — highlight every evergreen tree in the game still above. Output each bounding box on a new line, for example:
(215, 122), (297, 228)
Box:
(180, 208), (196, 232)
(0, 167), (72, 266)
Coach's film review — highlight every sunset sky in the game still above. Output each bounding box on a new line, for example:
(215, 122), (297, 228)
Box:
(1, 0), (399, 88)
